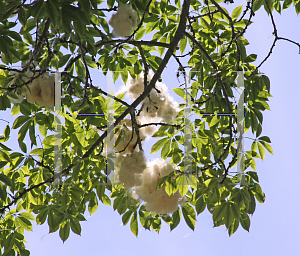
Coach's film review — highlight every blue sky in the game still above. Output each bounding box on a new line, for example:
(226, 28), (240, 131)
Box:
(1, 1), (300, 255)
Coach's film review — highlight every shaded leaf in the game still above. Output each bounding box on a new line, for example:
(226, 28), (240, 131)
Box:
(130, 212), (138, 237)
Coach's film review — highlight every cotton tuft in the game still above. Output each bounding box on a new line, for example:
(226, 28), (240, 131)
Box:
(109, 4), (138, 37)
(19, 72), (55, 110)
(134, 158), (185, 214)
(114, 119), (146, 155)
(116, 151), (147, 188)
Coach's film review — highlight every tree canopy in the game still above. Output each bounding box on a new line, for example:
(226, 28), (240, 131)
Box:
(0, 0), (299, 255)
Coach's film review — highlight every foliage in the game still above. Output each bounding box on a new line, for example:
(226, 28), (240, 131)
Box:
(0, 0), (298, 254)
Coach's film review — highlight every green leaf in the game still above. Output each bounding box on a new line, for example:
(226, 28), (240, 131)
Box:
(18, 248), (30, 256)
(19, 141), (27, 153)
(262, 75), (270, 92)
(257, 142), (265, 160)
(46, 0), (59, 24)
(173, 88), (185, 99)
(85, 55), (98, 69)
(2, 249), (15, 256)
(113, 194), (124, 211)
(182, 203), (196, 220)
(251, 141), (257, 153)
(259, 141), (273, 155)
(250, 110), (258, 133)
(20, 212), (35, 221)
(283, 0), (292, 10)
(232, 5), (243, 20)
(156, 175), (169, 190)
(223, 203), (234, 228)
(96, 184), (105, 199)
(101, 194), (111, 205)
(172, 152), (182, 165)
(256, 123), (262, 138)
(179, 35), (187, 54)
(165, 176), (176, 196)
(161, 138), (171, 159)
(195, 196), (206, 214)
(228, 219), (239, 236)
(29, 121), (37, 147)
(230, 202), (240, 220)
(130, 212), (138, 237)
(263, 0), (274, 13)
(253, 0), (263, 12)
(88, 196), (98, 215)
(0, 173), (12, 187)
(247, 171), (259, 182)
(170, 209), (180, 231)
(18, 217), (33, 231)
(258, 136), (271, 143)
(18, 7), (27, 25)
(209, 115), (219, 127)
(122, 210), (133, 226)
(158, 35), (167, 55)
(245, 54), (257, 62)
(12, 115), (29, 129)
(90, 0), (98, 9)
(213, 203), (226, 223)
(11, 105), (20, 116)
(107, 0), (115, 8)
(151, 137), (169, 154)
(3, 232), (16, 251)
(251, 183), (265, 203)
(181, 205), (195, 231)
(39, 124), (47, 137)
(36, 210), (48, 225)
(135, 27), (145, 41)
(177, 175), (189, 197)
(146, 20), (159, 34)
(240, 212), (250, 231)
(59, 221), (70, 243)
(8, 31), (22, 42)
(58, 54), (71, 68)
(70, 217), (81, 235)
(29, 148), (43, 155)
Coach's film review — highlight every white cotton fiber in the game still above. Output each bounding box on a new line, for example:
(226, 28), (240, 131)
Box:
(21, 72), (55, 110)
(119, 151), (147, 174)
(24, 79), (42, 104)
(135, 159), (175, 202)
(119, 169), (143, 188)
(109, 3), (138, 37)
(126, 71), (153, 100)
(133, 158), (185, 214)
(156, 95), (180, 124)
(136, 115), (157, 138)
(114, 119), (146, 155)
(35, 73), (55, 110)
(117, 151), (147, 188)
(145, 191), (186, 214)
